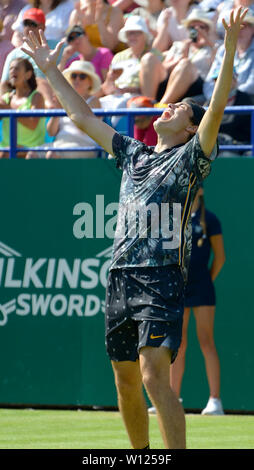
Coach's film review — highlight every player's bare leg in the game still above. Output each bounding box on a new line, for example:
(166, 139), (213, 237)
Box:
(170, 308), (191, 397)
(111, 360), (149, 449)
(194, 306), (221, 398)
(140, 346), (186, 449)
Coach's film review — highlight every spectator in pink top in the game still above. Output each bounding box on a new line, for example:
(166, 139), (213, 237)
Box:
(58, 25), (113, 82)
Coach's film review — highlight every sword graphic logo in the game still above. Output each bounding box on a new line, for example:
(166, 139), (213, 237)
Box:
(0, 299), (16, 326)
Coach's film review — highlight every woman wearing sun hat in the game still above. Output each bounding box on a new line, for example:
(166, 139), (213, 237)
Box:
(108, 15), (162, 96)
(46, 60), (102, 158)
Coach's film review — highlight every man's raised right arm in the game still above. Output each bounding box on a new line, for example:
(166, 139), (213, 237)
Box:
(21, 30), (116, 155)
(197, 7), (248, 158)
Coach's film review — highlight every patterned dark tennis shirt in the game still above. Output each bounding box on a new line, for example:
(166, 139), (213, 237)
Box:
(110, 132), (218, 279)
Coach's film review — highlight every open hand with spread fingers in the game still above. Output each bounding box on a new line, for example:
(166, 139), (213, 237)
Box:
(222, 6), (248, 52)
(21, 29), (65, 74)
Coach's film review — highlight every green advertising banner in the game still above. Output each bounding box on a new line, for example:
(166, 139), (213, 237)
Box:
(0, 159), (121, 407)
(0, 157), (253, 411)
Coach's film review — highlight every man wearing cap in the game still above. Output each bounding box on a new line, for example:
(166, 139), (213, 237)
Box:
(1, 8), (58, 108)
(21, 7), (247, 449)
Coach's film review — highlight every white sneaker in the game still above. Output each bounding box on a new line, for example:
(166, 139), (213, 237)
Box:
(201, 398), (224, 415)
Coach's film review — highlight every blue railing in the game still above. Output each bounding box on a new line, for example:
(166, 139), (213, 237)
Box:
(1, 106), (254, 158)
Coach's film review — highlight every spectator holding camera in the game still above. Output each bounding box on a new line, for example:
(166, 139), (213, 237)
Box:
(141, 8), (218, 102)
(159, 9), (218, 103)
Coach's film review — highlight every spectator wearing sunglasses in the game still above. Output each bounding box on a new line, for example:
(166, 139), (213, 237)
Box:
(46, 61), (102, 159)
(11, 0), (74, 50)
(58, 25), (113, 82)
(1, 8), (57, 108)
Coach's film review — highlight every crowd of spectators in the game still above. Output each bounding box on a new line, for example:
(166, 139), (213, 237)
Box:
(1, 0), (254, 158)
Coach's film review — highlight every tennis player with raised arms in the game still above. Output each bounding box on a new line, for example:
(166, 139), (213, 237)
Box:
(21, 7), (248, 449)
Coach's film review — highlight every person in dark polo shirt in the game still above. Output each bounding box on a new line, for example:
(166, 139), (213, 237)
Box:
(21, 7), (247, 449)
(170, 187), (225, 415)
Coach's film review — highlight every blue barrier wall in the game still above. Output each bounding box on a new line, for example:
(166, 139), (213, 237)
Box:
(1, 107), (254, 157)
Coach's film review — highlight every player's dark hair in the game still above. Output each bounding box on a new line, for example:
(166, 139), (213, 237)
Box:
(181, 98), (206, 142)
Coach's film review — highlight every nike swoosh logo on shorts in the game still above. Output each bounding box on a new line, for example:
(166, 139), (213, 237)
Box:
(150, 334), (165, 339)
